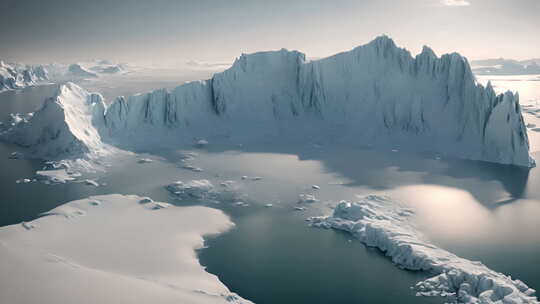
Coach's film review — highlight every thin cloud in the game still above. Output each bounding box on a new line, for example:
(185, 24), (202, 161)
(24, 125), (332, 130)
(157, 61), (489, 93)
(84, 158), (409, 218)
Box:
(441, 0), (471, 6)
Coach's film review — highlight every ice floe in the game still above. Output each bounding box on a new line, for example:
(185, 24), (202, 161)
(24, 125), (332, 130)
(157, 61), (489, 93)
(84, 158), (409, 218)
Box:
(298, 193), (318, 204)
(310, 195), (538, 304)
(0, 194), (252, 304)
(36, 168), (79, 184)
(166, 179), (242, 203)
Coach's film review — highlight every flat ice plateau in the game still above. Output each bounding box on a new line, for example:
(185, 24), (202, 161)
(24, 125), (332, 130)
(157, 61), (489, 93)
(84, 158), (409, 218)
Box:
(0, 194), (252, 304)
(311, 195), (539, 304)
(2, 36), (534, 167)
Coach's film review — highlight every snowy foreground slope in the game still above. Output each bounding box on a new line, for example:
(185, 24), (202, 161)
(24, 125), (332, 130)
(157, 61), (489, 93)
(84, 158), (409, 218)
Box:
(0, 194), (252, 304)
(4, 36), (534, 166)
(0, 61), (49, 92)
(311, 195), (539, 304)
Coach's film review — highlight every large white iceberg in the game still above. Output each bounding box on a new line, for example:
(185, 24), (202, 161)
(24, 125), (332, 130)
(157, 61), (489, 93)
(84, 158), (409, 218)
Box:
(310, 195), (538, 304)
(0, 194), (252, 304)
(2, 82), (111, 159)
(4, 36), (535, 167)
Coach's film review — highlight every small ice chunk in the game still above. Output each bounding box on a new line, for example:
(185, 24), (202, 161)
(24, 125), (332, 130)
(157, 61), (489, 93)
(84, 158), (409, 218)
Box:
(166, 179), (240, 202)
(251, 176), (263, 181)
(241, 176), (248, 180)
(84, 179), (99, 187)
(182, 165), (203, 172)
(264, 203), (273, 208)
(137, 158), (153, 164)
(298, 194), (318, 204)
(22, 178), (31, 183)
(8, 152), (23, 159)
(294, 206), (306, 211)
(194, 139), (209, 148)
(312, 185), (320, 190)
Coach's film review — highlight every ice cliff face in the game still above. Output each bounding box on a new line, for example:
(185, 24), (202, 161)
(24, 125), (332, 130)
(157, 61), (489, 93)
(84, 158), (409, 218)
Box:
(102, 36), (533, 166)
(0, 61), (49, 92)
(295, 38), (532, 166)
(4, 36), (535, 166)
(3, 82), (108, 159)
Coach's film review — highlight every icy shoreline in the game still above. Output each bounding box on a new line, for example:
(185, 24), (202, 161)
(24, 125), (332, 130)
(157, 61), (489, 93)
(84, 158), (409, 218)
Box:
(311, 195), (538, 304)
(0, 194), (252, 304)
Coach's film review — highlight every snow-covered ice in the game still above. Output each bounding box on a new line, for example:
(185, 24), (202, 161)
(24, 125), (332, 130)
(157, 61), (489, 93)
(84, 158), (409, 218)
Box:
(3, 36), (534, 167)
(8, 151), (23, 159)
(195, 139), (209, 148)
(84, 179), (99, 186)
(0, 194), (252, 304)
(298, 193), (318, 204)
(35, 169), (78, 183)
(311, 195), (538, 304)
(166, 179), (243, 203)
(137, 158), (153, 164)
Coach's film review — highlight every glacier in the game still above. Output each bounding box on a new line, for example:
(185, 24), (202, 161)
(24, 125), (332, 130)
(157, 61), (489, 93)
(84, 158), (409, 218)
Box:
(2, 36), (535, 167)
(310, 195), (539, 304)
(0, 61), (49, 92)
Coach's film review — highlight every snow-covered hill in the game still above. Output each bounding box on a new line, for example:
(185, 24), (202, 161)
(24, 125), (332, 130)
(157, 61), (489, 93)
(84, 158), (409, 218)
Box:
(0, 61), (49, 92)
(3, 36), (535, 167)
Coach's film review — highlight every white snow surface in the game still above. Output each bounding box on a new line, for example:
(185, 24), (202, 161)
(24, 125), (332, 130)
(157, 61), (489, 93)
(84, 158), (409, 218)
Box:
(0, 194), (252, 304)
(3, 36), (535, 166)
(311, 195), (538, 304)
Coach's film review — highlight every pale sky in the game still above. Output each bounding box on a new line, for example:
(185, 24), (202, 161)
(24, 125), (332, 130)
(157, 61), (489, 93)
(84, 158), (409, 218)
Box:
(1, 0), (538, 66)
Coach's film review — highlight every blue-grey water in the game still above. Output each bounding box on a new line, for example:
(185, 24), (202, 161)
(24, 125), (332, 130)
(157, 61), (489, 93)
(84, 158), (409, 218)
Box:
(1, 77), (539, 303)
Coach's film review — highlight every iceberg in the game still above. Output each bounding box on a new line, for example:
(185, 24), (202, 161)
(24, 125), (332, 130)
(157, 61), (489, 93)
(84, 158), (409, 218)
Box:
(0, 60), (49, 92)
(0, 194), (252, 304)
(67, 63), (98, 78)
(2, 82), (111, 159)
(3, 36), (535, 167)
(310, 195), (538, 304)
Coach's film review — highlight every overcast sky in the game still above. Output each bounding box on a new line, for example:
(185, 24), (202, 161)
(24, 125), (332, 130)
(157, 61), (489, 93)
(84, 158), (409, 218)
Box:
(1, 0), (538, 66)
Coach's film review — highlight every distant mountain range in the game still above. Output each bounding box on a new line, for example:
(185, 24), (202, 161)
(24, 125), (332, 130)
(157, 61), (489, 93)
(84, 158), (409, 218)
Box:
(471, 58), (540, 75)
